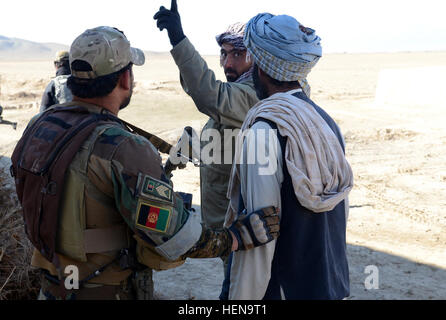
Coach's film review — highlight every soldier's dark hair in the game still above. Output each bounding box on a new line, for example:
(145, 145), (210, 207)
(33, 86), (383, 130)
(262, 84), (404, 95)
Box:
(67, 62), (133, 99)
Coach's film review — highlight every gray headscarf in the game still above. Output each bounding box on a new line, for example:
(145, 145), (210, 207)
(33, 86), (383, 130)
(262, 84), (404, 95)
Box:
(244, 13), (322, 96)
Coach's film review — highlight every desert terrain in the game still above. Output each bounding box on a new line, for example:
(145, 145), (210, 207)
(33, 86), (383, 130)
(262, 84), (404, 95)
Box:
(0, 51), (445, 299)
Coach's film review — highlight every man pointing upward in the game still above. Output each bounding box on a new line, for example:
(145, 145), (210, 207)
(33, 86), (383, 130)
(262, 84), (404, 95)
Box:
(154, 0), (259, 234)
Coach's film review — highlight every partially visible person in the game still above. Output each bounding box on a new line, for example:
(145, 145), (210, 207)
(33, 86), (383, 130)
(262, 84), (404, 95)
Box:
(154, 0), (259, 231)
(40, 50), (73, 112)
(221, 13), (353, 300)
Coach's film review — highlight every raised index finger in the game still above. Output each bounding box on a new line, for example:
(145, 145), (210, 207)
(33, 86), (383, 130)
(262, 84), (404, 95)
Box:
(171, 0), (178, 12)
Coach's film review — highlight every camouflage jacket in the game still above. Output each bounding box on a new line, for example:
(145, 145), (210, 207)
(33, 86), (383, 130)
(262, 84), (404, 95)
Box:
(171, 37), (259, 229)
(40, 67), (73, 112)
(30, 101), (232, 285)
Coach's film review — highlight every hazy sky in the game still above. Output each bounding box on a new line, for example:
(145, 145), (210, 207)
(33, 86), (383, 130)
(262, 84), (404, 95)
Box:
(1, 0), (445, 54)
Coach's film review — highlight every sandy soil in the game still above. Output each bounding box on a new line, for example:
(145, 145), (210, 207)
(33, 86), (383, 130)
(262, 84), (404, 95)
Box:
(0, 51), (445, 300)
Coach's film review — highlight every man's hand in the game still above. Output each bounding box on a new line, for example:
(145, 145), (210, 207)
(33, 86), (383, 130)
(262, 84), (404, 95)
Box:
(153, 0), (185, 47)
(228, 207), (280, 251)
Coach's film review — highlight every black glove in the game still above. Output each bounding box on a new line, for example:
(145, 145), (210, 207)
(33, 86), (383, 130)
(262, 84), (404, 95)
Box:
(153, 0), (185, 47)
(228, 206), (280, 251)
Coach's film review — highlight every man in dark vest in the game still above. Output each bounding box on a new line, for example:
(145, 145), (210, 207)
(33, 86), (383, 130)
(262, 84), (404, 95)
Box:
(221, 13), (354, 300)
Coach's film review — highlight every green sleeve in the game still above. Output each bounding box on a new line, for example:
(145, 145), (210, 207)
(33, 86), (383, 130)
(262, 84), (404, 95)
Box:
(94, 127), (233, 258)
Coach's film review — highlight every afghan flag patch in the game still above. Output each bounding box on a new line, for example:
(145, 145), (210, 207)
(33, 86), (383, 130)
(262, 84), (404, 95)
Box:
(136, 201), (171, 233)
(141, 176), (172, 203)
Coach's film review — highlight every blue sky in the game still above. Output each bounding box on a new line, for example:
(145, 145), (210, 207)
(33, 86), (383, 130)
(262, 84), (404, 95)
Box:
(1, 0), (445, 54)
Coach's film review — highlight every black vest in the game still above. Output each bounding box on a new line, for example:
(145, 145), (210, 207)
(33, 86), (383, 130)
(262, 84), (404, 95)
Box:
(262, 91), (350, 300)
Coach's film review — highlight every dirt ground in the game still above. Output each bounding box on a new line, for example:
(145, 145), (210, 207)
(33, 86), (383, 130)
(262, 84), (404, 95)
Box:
(0, 51), (445, 299)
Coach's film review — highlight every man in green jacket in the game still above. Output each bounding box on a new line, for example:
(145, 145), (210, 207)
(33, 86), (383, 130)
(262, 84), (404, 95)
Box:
(154, 0), (259, 230)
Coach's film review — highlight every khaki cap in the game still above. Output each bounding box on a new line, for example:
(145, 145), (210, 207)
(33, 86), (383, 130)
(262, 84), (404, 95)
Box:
(55, 50), (69, 62)
(69, 26), (145, 79)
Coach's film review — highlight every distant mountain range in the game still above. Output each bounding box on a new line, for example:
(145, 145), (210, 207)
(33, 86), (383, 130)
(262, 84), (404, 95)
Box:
(0, 35), (69, 61)
(0, 35), (169, 61)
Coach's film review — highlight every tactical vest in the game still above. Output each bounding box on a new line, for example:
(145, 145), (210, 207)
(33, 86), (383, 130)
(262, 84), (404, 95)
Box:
(58, 121), (185, 271)
(58, 118), (186, 273)
(53, 75), (73, 105)
(56, 122), (130, 262)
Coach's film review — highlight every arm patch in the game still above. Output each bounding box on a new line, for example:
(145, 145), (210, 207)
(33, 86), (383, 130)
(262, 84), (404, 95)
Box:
(135, 200), (172, 234)
(141, 176), (173, 203)
(135, 174), (186, 245)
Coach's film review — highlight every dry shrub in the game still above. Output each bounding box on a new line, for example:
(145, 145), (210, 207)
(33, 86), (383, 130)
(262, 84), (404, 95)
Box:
(0, 157), (39, 300)
(9, 91), (38, 99)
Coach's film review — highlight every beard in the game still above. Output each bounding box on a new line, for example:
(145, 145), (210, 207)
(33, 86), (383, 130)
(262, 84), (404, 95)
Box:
(119, 80), (134, 110)
(224, 67), (240, 82)
(119, 95), (131, 110)
(252, 64), (269, 100)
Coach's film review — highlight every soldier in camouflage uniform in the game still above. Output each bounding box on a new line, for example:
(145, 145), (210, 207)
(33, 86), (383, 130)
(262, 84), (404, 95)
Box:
(40, 50), (73, 112)
(21, 26), (280, 300)
(154, 1), (259, 231)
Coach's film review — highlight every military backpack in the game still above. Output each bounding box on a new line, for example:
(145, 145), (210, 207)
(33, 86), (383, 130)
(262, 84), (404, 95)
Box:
(10, 105), (123, 267)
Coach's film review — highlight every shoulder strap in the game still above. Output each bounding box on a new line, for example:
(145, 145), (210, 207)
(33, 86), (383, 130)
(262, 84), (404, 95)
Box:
(120, 119), (173, 154)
